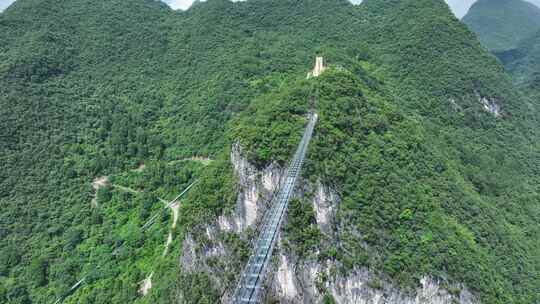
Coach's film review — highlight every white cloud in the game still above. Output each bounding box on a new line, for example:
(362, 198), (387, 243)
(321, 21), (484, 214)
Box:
(0, 0), (16, 12)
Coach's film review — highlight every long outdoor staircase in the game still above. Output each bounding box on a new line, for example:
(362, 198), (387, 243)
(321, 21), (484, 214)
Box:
(231, 113), (318, 303)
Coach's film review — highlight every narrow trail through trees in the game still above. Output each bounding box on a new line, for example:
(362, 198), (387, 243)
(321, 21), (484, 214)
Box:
(52, 181), (197, 304)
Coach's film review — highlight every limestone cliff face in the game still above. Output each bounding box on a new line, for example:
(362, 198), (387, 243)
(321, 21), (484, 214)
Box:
(178, 142), (287, 302)
(179, 144), (479, 304)
(270, 259), (478, 304)
(477, 94), (501, 117)
(218, 142), (286, 233)
(267, 183), (479, 304)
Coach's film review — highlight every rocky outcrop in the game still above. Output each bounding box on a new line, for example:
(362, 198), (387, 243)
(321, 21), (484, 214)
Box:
(179, 144), (479, 304)
(272, 261), (477, 303)
(308, 57), (327, 78)
(267, 183), (479, 304)
(271, 260), (478, 304)
(275, 252), (299, 300)
(474, 92), (501, 117)
(178, 143), (287, 301)
(218, 143), (285, 233)
(312, 181), (338, 234)
(180, 226), (227, 273)
(479, 96), (501, 117)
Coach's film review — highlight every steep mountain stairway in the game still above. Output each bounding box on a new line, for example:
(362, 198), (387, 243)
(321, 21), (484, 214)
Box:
(231, 113), (318, 304)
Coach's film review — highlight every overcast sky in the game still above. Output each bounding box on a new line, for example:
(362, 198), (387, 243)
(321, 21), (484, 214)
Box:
(1, 0), (539, 18)
(0, 0), (15, 12)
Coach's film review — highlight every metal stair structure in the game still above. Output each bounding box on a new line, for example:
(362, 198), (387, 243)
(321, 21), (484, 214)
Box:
(231, 113), (318, 304)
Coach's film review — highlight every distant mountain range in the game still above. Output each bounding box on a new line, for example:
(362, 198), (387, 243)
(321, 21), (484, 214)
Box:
(463, 0), (540, 52)
(464, 0), (540, 93)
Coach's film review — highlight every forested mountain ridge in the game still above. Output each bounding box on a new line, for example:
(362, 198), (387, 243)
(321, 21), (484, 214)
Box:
(462, 0), (540, 52)
(503, 29), (540, 133)
(463, 0), (540, 129)
(502, 29), (540, 86)
(1, 0), (539, 303)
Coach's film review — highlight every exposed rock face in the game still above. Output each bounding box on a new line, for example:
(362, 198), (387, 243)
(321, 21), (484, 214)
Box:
(180, 226), (228, 272)
(267, 184), (479, 304)
(275, 252), (299, 300)
(477, 93), (501, 117)
(270, 259), (479, 304)
(179, 234), (198, 273)
(178, 143), (287, 301)
(307, 56), (327, 78)
(449, 94), (501, 117)
(328, 270), (477, 304)
(219, 143), (285, 233)
(179, 144), (479, 304)
(270, 258), (478, 304)
(312, 181), (338, 234)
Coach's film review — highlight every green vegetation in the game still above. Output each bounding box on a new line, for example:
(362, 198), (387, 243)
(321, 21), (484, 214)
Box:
(505, 30), (540, 85)
(463, 0), (540, 52)
(322, 293), (337, 304)
(468, 0), (540, 138)
(283, 198), (322, 259)
(1, 0), (540, 303)
(462, 0), (540, 92)
(234, 60), (540, 302)
(230, 75), (310, 167)
(309, 69), (540, 302)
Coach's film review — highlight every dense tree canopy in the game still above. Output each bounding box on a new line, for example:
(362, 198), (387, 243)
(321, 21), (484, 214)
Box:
(1, 0), (539, 303)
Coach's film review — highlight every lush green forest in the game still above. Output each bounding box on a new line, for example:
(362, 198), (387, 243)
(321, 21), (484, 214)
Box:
(1, 0), (539, 303)
(462, 0), (540, 52)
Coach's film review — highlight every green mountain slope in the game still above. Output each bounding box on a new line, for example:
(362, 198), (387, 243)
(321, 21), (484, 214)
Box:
(463, 0), (540, 130)
(504, 30), (540, 84)
(1, 0), (539, 303)
(504, 30), (540, 124)
(463, 0), (540, 52)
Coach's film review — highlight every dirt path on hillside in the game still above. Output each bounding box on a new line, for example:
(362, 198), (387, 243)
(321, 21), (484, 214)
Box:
(133, 164), (146, 172)
(169, 156), (213, 166)
(112, 184), (140, 194)
(139, 198), (181, 295)
(91, 176), (109, 207)
(138, 272), (153, 296)
(161, 201), (180, 256)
